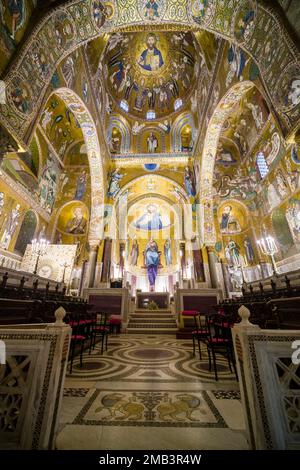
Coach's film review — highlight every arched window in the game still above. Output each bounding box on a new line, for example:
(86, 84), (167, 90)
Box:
(120, 100), (129, 112)
(174, 98), (183, 111)
(146, 110), (156, 120)
(256, 152), (269, 179)
(14, 211), (38, 256)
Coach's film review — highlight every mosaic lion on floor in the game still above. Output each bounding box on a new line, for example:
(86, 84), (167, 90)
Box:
(157, 394), (207, 421)
(95, 393), (144, 420)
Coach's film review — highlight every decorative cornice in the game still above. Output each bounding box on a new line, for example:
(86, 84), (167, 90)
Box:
(111, 152), (191, 165)
(0, 169), (51, 221)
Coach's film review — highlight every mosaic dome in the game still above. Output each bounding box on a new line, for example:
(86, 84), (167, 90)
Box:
(103, 31), (200, 120)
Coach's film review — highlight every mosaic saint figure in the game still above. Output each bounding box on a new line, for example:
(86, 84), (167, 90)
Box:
(184, 166), (196, 197)
(286, 199), (300, 243)
(93, 1), (105, 28)
(225, 239), (241, 267)
(107, 169), (124, 199)
(11, 85), (30, 114)
(8, 0), (25, 40)
(38, 224), (46, 241)
(0, 204), (21, 249)
(286, 79), (300, 107)
(138, 33), (164, 72)
(144, 239), (160, 290)
(38, 157), (58, 213)
(74, 170), (87, 201)
(267, 183), (281, 210)
(275, 169), (289, 199)
(144, 0), (159, 20)
(147, 133), (158, 153)
(164, 239), (172, 266)
(220, 205), (241, 234)
(244, 236), (255, 264)
(235, 8), (255, 41)
(130, 237), (139, 266)
(134, 204), (164, 231)
(199, 0), (208, 17)
(0, 192), (5, 217)
(66, 207), (87, 235)
(226, 43), (246, 87)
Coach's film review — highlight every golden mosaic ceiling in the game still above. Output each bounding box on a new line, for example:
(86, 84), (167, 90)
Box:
(103, 31), (200, 120)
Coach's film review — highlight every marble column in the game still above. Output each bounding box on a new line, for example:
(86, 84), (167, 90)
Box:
(207, 247), (218, 288)
(87, 244), (99, 288)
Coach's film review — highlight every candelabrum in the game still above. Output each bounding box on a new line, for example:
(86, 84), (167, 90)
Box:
(257, 235), (278, 276)
(61, 262), (70, 284)
(31, 238), (49, 275)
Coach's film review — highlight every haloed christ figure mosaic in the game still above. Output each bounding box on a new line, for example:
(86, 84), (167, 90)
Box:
(144, 239), (160, 291)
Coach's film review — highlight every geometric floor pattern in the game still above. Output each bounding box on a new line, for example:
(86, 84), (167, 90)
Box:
(67, 336), (237, 383)
(57, 335), (249, 449)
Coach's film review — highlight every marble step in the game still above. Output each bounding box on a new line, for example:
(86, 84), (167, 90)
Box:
(130, 316), (175, 321)
(126, 327), (177, 335)
(129, 318), (176, 324)
(127, 323), (177, 329)
(134, 309), (172, 314)
(131, 313), (174, 318)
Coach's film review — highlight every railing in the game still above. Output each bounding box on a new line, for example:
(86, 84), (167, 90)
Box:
(233, 306), (300, 449)
(0, 308), (71, 449)
(0, 249), (22, 271)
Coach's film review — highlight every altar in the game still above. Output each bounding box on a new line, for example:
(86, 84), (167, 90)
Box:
(136, 292), (170, 309)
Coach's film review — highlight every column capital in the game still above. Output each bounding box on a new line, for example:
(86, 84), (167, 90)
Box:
(89, 242), (99, 252)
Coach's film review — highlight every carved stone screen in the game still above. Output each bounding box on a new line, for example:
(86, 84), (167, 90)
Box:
(20, 244), (77, 284)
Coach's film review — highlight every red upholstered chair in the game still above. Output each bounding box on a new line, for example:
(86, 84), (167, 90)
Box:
(181, 310), (198, 330)
(109, 315), (122, 335)
(68, 314), (87, 374)
(192, 313), (209, 359)
(204, 314), (238, 381)
(182, 310), (199, 317)
(92, 312), (110, 354)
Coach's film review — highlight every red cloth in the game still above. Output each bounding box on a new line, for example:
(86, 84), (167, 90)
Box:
(182, 310), (198, 316)
(110, 318), (121, 325)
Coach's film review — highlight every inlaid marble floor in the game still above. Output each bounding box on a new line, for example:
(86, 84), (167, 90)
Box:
(56, 335), (249, 450)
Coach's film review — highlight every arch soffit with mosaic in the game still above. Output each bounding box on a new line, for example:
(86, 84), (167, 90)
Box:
(52, 87), (104, 244)
(0, 0), (299, 147)
(115, 173), (191, 206)
(200, 80), (255, 245)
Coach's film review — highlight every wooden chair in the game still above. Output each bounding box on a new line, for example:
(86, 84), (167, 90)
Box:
(192, 313), (209, 359)
(68, 314), (87, 374)
(92, 312), (110, 354)
(204, 314), (238, 381)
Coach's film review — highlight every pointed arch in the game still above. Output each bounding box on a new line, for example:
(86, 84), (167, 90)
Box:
(0, 0), (298, 148)
(107, 114), (131, 153)
(171, 112), (196, 152)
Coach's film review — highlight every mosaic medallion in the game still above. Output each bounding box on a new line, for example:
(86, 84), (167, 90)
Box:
(9, 76), (33, 116)
(275, 64), (300, 112)
(190, 0), (215, 26)
(137, 0), (168, 22)
(232, 0), (256, 44)
(53, 11), (77, 50)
